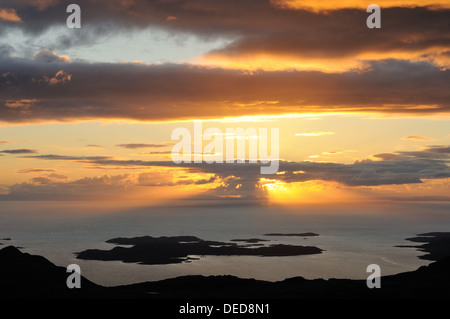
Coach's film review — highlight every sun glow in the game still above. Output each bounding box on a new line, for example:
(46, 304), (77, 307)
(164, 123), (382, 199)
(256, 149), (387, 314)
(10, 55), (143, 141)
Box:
(260, 179), (365, 204)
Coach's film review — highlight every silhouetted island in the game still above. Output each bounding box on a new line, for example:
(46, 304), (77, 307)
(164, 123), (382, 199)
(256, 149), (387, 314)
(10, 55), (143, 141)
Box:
(2, 245), (450, 299)
(396, 232), (450, 261)
(77, 235), (323, 264)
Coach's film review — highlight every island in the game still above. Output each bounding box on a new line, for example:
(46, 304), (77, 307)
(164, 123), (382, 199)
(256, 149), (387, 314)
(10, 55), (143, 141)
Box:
(76, 235), (323, 265)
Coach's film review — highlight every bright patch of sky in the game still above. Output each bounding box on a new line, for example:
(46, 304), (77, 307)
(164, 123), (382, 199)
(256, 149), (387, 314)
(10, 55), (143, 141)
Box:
(2, 26), (232, 64)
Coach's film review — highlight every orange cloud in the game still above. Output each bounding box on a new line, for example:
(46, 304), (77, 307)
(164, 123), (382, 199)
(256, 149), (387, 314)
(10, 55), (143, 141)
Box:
(201, 48), (450, 73)
(34, 49), (71, 63)
(271, 0), (450, 11)
(0, 8), (22, 22)
(5, 99), (38, 109)
(44, 70), (72, 85)
(1, 58), (449, 125)
(402, 135), (433, 141)
(199, 53), (367, 73)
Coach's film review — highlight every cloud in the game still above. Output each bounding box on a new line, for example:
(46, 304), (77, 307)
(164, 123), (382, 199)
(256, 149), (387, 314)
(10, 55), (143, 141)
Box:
(6, 0), (59, 11)
(0, 149), (38, 154)
(46, 173), (68, 180)
(1, 2), (449, 70)
(201, 6), (450, 71)
(1, 58), (449, 124)
(116, 143), (170, 149)
(0, 174), (136, 200)
(6, 144), (449, 200)
(402, 135), (433, 141)
(0, 141), (10, 144)
(4, 99), (38, 109)
(22, 145), (450, 190)
(0, 170), (216, 200)
(34, 49), (71, 63)
(139, 151), (173, 155)
(138, 171), (215, 187)
(31, 176), (52, 184)
(0, 8), (22, 22)
(373, 145), (450, 160)
(25, 154), (112, 161)
(43, 70), (71, 85)
(272, 0), (450, 11)
(295, 132), (335, 137)
(16, 168), (55, 173)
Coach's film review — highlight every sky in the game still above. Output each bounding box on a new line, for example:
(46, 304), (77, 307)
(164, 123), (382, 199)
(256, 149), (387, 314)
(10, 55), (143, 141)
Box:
(0, 0), (449, 206)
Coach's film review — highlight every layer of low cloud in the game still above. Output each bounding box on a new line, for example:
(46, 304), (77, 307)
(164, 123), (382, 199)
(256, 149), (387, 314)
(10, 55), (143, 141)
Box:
(1, 57), (449, 124)
(0, 148), (38, 154)
(116, 143), (170, 149)
(1, 2), (449, 70)
(16, 168), (55, 173)
(2, 145), (445, 200)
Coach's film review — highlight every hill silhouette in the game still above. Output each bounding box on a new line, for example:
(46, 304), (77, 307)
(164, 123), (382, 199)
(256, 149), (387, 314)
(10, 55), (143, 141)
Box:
(1, 245), (450, 299)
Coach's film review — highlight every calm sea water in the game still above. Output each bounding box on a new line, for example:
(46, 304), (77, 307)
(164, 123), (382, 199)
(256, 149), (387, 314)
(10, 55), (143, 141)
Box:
(0, 200), (449, 287)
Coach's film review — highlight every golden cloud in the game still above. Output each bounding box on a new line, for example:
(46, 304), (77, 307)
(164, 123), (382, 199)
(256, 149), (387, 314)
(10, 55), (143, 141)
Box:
(0, 8), (22, 22)
(271, 0), (450, 11)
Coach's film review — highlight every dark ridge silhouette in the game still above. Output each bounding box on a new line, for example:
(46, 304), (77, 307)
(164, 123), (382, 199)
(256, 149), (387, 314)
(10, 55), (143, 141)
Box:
(2, 245), (450, 299)
(77, 235), (323, 265)
(0, 246), (104, 298)
(396, 232), (450, 261)
(264, 233), (319, 237)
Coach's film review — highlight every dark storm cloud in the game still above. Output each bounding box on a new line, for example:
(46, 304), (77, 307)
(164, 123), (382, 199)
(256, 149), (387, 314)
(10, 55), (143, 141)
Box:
(1, 57), (449, 123)
(203, 7), (450, 60)
(1, 1), (449, 123)
(0, 1), (449, 63)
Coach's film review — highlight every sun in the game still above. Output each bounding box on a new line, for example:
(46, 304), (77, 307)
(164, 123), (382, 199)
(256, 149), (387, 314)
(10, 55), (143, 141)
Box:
(260, 179), (361, 204)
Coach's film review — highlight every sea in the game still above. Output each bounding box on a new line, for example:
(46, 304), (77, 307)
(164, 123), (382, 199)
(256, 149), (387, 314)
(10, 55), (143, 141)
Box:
(0, 200), (449, 287)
